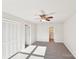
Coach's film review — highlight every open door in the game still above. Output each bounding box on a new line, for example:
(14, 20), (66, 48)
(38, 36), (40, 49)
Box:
(49, 27), (54, 42)
(25, 25), (30, 48)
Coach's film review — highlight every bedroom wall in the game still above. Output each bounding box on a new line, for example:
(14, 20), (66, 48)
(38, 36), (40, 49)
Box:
(2, 13), (37, 59)
(37, 23), (64, 42)
(54, 23), (64, 42)
(64, 14), (76, 57)
(3, 12), (37, 45)
(30, 24), (37, 44)
(37, 23), (49, 42)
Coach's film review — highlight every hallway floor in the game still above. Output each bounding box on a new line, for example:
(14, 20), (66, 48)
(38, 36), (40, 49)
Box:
(32, 41), (75, 59)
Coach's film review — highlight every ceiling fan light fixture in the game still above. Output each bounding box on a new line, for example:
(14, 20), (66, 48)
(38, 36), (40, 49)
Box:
(41, 19), (46, 22)
(35, 10), (55, 22)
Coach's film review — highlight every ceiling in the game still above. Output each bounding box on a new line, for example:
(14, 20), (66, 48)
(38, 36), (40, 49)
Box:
(2, 0), (75, 24)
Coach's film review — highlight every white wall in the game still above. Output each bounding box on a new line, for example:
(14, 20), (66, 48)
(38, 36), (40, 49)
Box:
(64, 14), (76, 57)
(54, 24), (64, 42)
(30, 24), (37, 44)
(2, 14), (37, 59)
(37, 23), (64, 42)
(3, 12), (37, 45)
(37, 24), (49, 42)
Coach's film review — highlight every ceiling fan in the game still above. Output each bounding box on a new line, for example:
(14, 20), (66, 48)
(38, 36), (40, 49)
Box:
(36, 10), (55, 21)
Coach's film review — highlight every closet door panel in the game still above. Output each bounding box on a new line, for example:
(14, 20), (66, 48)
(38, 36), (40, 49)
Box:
(2, 19), (25, 59)
(2, 21), (9, 59)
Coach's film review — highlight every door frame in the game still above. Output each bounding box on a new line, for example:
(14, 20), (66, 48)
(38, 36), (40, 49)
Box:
(49, 27), (54, 42)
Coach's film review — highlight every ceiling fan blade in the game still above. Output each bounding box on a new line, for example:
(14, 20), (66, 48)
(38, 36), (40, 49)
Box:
(46, 18), (50, 21)
(48, 16), (53, 18)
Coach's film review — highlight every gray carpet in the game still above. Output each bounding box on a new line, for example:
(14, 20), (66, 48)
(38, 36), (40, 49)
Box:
(32, 41), (75, 59)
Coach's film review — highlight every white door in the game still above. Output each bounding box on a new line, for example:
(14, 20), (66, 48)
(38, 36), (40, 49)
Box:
(2, 18), (25, 59)
(2, 19), (18, 59)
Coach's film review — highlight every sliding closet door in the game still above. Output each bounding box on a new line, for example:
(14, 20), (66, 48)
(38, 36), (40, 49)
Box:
(2, 18), (25, 59)
(2, 20), (9, 59)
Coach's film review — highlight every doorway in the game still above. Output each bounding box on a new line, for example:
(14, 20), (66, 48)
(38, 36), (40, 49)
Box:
(25, 25), (30, 48)
(49, 27), (54, 42)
